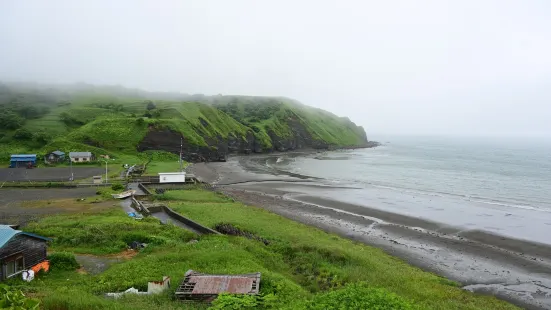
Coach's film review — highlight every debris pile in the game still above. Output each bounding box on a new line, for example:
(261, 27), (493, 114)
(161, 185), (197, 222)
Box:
(106, 276), (170, 299)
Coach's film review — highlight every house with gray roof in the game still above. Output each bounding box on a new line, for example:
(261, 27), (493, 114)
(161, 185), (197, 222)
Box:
(69, 152), (94, 163)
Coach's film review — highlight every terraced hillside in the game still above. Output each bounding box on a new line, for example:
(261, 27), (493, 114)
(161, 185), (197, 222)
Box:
(0, 83), (372, 162)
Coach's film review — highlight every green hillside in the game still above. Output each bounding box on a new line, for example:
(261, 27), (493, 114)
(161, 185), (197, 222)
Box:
(213, 96), (368, 149)
(0, 83), (371, 162)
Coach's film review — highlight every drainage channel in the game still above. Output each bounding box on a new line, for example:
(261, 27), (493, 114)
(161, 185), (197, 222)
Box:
(127, 197), (219, 236)
(149, 210), (203, 235)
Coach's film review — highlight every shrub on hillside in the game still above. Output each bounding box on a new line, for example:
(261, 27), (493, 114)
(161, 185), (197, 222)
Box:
(111, 183), (124, 191)
(297, 282), (415, 310)
(48, 252), (80, 271)
(0, 112), (24, 129)
(13, 128), (33, 140)
(145, 101), (156, 110)
(135, 117), (145, 126)
(210, 293), (259, 309)
(33, 131), (52, 144)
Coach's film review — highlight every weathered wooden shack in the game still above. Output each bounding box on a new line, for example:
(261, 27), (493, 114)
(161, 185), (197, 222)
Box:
(45, 150), (66, 164)
(0, 225), (50, 280)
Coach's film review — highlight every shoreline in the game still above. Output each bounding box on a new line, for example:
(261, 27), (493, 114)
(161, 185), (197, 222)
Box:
(189, 157), (551, 309)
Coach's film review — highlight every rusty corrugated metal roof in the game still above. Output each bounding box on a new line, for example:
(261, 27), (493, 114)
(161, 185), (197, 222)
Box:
(175, 270), (261, 302)
(189, 275), (254, 294)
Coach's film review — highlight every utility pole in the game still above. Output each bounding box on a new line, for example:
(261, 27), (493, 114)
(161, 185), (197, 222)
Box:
(179, 137), (183, 173)
(69, 157), (74, 181)
(103, 160), (108, 184)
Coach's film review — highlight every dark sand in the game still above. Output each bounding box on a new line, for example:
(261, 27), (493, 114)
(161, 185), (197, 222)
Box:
(189, 157), (551, 309)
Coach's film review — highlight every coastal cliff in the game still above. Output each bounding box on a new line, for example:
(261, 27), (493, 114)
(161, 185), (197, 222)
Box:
(137, 97), (371, 161)
(0, 84), (372, 162)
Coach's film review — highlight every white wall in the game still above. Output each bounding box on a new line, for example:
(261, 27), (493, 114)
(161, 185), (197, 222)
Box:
(158, 173), (186, 183)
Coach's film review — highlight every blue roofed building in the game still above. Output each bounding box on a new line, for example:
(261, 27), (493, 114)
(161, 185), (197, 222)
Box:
(0, 225), (50, 280)
(9, 154), (37, 168)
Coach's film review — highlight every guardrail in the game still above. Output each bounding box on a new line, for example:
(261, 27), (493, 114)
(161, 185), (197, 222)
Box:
(128, 176), (160, 183)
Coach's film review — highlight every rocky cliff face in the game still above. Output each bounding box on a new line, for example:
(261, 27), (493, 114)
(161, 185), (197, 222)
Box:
(137, 118), (370, 162)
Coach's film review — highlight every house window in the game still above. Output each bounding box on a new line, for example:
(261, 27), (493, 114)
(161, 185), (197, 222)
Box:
(5, 256), (24, 277)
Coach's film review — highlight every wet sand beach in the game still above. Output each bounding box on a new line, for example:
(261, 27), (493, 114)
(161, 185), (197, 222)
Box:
(189, 156), (551, 309)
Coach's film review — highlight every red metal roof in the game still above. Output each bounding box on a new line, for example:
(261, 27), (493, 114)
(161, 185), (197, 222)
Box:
(175, 270), (261, 301)
(189, 275), (255, 294)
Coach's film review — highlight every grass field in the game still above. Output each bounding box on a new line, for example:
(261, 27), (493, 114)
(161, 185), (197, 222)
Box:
(9, 188), (518, 310)
(143, 161), (187, 176)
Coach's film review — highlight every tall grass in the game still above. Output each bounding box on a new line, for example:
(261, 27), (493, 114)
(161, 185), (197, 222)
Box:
(25, 208), (196, 255)
(16, 189), (518, 310)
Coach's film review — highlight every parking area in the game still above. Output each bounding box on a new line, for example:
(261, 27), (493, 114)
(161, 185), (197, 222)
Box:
(0, 167), (105, 182)
(0, 187), (103, 226)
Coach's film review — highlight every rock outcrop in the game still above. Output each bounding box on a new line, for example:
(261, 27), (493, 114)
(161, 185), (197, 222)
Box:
(138, 118), (371, 162)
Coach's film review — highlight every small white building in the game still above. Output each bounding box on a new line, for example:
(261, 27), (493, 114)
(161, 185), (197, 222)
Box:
(158, 172), (186, 183)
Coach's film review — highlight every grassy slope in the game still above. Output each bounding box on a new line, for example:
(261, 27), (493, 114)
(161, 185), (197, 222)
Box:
(214, 97), (367, 148)
(25, 98), (250, 152)
(1, 87), (368, 161)
(16, 189), (517, 310)
(154, 101), (251, 147)
(144, 161), (187, 175)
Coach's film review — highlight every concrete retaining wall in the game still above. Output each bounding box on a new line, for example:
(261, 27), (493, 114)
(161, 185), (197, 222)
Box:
(137, 183), (153, 195)
(148, 205), (219, 235)
(130, 197), (150, 215)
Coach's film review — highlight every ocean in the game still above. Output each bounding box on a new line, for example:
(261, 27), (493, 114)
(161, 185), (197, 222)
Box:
(268, 135), (551, 244)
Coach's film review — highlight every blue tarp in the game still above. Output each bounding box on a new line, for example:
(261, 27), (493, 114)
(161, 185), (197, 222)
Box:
(0, 225), (50, 248)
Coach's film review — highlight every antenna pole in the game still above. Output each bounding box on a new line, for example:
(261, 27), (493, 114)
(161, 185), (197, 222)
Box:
(179, 137), (183, 172)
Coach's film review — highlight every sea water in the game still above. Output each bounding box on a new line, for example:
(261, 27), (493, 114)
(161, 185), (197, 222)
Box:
(272, 135), (551, 244)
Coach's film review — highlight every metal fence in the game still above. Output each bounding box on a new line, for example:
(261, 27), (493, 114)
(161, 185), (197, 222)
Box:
(127, 176), (160, 183)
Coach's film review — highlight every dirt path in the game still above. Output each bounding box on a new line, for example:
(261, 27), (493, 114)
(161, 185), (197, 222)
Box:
(75, 250), (138, 275)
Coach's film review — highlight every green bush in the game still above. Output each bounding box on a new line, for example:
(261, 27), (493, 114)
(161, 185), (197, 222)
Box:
(0, 283), (40, 309)
(41, 288), (118, 310)
(111, 183), (125, 191)
(0, 111), (24, 129)
(297, 282), (415, 310)
(48, 252), (80, 271)
(13, 128), (33, 140)
(210, 294), (260, 310)
(135, 118), (145, 126)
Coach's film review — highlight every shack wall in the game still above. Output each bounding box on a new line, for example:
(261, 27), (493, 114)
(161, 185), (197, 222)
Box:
(0, 235), (47, 280)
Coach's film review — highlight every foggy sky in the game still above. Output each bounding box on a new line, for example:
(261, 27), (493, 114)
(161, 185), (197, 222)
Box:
(1, 0), (551, 137)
